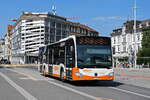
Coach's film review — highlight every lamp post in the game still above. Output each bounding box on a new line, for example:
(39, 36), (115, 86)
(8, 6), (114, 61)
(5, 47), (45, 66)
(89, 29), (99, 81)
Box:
(133, 0), (137, 68)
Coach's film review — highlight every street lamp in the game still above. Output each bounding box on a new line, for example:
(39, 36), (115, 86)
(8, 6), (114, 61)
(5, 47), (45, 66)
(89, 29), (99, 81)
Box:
(133, 0), (137, 68)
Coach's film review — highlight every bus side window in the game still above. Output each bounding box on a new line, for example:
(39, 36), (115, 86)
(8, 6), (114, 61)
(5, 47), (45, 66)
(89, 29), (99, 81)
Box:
(43, 55), (46, 63)
(54, 48), (59, 65)
(66, 45), (75, 68)
(59, 50), (65, 64)
(49, 48), (53, 64)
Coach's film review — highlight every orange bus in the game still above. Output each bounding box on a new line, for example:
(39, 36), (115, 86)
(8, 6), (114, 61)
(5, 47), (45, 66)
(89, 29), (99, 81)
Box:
(38, 35), (114, 81)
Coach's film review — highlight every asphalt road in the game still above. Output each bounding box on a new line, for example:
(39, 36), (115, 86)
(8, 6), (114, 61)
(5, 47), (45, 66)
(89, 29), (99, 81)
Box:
(0, 67), (150, 100)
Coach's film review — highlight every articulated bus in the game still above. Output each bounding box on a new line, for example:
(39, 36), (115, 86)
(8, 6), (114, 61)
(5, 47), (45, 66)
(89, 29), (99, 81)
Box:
(38, 36), (114, 81)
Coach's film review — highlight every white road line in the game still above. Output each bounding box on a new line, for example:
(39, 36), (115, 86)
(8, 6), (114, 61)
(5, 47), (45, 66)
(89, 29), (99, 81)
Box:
(46, 80), (110, 100)
(6, 69), (100, 100)
(0, 72), (38, 100)
(109, 87), (150, 99)
(7, 68), (54, 81)
(6, 68), (38, 81)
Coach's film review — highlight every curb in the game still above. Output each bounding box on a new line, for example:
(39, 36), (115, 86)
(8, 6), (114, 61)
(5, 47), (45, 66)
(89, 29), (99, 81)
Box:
(115, 74), (150, 79)
(114, 68), (150, 71)
(0, 64), (39, 68)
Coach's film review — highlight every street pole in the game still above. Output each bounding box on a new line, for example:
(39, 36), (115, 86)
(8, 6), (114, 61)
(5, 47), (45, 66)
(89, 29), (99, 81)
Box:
(133, 0), (137, 68)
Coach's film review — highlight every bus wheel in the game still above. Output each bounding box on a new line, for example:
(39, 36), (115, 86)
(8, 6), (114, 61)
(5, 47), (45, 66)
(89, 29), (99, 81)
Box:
(60, 70), (65, 82)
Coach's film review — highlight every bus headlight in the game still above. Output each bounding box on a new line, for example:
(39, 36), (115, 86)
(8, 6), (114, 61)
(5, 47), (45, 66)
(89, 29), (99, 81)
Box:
(75, 72), (82, 78)
(108, 72), (114, 77)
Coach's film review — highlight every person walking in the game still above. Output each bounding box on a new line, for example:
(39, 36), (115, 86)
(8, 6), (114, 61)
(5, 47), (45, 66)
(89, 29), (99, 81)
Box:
(141, 63), (144, 69)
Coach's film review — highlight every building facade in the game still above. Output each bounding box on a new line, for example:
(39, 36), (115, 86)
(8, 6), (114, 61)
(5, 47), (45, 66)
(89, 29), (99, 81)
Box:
(0, 39), (5, 60)
(111, 20), (150, 67)
(4, 25), (12, 60)
(10, 11), (98, 64)
(68, 22), (98, 36)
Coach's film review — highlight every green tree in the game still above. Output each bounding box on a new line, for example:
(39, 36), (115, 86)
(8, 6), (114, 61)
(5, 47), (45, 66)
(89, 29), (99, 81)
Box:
(137, 27), (150, 57)
(137, 27), (150, 65)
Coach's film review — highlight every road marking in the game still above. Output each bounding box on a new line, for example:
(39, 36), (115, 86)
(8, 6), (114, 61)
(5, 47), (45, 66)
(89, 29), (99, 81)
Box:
(19, 77), (32, 80)
(6, 68), (55, 81)
(6, 68), (38, 81)
(109, 87), (150, 99)
(5, 68), (113, 100)
(46, 80), (114, 100)
(0, 72), (38, 100)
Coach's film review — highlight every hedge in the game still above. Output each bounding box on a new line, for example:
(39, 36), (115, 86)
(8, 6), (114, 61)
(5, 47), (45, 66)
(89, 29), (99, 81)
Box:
(137, 57), (150, 65)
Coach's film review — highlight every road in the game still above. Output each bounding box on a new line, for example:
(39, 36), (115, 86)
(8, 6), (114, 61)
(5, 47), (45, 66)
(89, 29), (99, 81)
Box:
(0, 67), (150, 100)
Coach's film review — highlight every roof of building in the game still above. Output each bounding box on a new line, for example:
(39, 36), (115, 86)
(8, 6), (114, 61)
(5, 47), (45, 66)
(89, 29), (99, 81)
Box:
(12, 11), (67, 28)
(111, 20), (142, 36)
(140, 19), (150, 25)
(11, 11), (99, 35)
(111, 28), (122, 36)
(67, 21), (98, 33)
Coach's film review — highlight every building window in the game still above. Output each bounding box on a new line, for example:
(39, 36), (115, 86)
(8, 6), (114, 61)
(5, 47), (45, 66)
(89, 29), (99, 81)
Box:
(45, 26), (49, 32)
(50, 28), (55, 35)
(56, 36), (61, 41)
(137, 34), (140, 41)
(56, 29), (61, 35)
(51, 22), (55, 28)
(56, 23), (61, 29)
(114, 38), (116, 44)
(26, 20), (33, 22)
(62, 24), (67, 30)
(50, 35), (55, 43)
(118, 46), (120, 52)
(123, 37), (126, 43)
(123, 45), (126, 52)
(112, 47), (115, 54)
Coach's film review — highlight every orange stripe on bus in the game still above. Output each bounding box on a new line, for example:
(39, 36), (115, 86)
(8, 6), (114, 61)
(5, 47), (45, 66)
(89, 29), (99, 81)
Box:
(83, 69), (92, 72)
(52, 73), (60, 78)
(46, 72), (49, 75)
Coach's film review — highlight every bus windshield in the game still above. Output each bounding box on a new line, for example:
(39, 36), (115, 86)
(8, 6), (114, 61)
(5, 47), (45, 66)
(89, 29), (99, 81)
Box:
(77, 45), (112, 69)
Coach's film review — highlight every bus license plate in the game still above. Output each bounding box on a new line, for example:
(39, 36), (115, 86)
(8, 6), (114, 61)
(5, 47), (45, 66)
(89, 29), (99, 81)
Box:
(94, 78), (98, 80)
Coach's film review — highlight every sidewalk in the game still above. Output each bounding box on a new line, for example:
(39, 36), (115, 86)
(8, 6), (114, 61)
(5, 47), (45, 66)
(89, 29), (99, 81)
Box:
(114, 68), (150, 89)
(0, 64), (38, 68)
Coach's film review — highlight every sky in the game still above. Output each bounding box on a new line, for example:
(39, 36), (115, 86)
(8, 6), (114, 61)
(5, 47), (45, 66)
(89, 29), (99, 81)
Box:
(0, 0), (150, 38)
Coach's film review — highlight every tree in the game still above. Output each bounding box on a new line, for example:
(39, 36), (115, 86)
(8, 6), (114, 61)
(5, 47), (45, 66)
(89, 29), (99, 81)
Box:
(137, 26), (150, 65)
(137, 27), (150, 57)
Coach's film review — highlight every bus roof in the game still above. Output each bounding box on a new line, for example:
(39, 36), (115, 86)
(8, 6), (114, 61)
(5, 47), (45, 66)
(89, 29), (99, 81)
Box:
(40, 35), (110, 47)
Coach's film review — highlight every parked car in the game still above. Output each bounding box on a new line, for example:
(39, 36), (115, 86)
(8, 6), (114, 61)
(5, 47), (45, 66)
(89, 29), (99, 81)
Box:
(0, 59), (11, 64)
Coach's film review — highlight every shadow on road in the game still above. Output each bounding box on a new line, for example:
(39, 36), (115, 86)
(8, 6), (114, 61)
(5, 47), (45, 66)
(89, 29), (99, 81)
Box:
(65, 80), (124, 87)
(45, 74), (123, 87)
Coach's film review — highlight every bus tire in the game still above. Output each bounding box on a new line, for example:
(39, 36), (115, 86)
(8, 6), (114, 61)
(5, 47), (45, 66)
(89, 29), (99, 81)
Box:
(60, 69), (65, 82)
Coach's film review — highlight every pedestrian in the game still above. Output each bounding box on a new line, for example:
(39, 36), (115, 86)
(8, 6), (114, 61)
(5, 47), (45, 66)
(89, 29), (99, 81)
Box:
(127, 63), (129, 68)
(141, 63), (144, 69)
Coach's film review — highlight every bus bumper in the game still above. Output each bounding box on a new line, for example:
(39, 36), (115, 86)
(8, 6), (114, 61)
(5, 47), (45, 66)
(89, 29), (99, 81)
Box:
(72, 67), (114, 81)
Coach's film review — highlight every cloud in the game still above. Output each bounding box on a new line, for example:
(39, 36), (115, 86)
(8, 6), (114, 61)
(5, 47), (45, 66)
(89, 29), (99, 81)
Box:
(93, 16), (126, 21)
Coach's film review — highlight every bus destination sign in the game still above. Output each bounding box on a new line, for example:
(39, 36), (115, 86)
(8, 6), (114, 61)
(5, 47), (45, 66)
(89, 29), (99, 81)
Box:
(76, 37), (110, 45)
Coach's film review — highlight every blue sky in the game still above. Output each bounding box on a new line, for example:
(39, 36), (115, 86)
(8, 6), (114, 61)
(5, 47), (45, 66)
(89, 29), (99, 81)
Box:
(0, 0), (150, 38)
